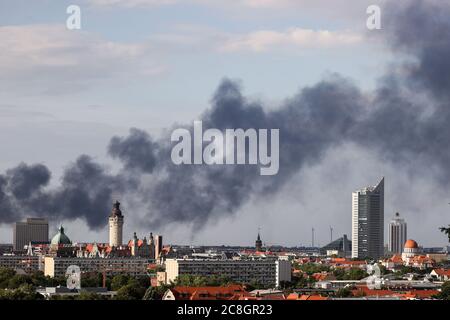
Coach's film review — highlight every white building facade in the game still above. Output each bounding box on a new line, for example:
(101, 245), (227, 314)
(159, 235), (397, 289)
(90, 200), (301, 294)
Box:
(44, 256), (151, 278)
(109, 201), (124, 247)
(388, 212), (407, 254)
(165, 258), (291, 288)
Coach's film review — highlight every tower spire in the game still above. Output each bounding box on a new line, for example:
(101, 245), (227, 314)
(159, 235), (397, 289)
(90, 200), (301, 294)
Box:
(255, 227), (262, 252)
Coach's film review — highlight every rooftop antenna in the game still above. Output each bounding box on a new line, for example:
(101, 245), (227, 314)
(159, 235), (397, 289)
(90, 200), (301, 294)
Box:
(312, 227), (315, 247)
(330, 226), (333, 243)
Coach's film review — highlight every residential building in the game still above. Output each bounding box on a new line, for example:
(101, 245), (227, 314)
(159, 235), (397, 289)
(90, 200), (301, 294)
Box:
(162, 285), (248, 300)
(44, 256), (151, 278)
(0, 255), (42, 273)
(430, 268), (450, 282)
(165, 258), (291, 288)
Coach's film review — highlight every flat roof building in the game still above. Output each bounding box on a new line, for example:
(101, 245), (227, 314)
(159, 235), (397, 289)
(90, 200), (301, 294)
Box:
(13, 218), (49, 251)
(44, 256), (151, 278)
(351, 178), (384, 259)
(165, 258), (291, 288)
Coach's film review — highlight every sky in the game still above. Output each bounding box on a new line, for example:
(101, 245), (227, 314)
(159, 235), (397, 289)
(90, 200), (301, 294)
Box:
(0, 0), (449, 248)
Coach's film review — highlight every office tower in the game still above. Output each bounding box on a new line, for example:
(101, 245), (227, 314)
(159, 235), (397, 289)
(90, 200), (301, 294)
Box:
(351, 178), (384, 259)
(109, 201), (124, 247)
(388, 212), (407, 254)
(13, 218), (49, 251)
(154, 234), (163, 261)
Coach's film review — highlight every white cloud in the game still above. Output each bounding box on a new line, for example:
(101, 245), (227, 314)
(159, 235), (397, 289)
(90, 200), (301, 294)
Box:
(88, 0), (178, 7)
(144, 24), (363, 54)
(88, 0), (381, 9)
(0, 25), (165, 95)
(219, 28), (362, 52)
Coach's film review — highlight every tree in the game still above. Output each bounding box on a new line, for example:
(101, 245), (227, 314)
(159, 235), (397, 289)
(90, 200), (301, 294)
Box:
(30, 271), (48, 287)
(111, 274), (130, 291)
(436, 281), (450, 300)
(440, 225), (450, 243)
(335, 287), (353, 298)
(297, 263), (330, 275)
(333, 268), (368, 280)
(0, 284), (44, 300)
(76, 291), (104, 300)
(81, 272), (102, 287)
(8, 274), (32, 289)
(0, 268), (16, 289)
(143, 285), (172, 300)
(114, 279), (146, 300)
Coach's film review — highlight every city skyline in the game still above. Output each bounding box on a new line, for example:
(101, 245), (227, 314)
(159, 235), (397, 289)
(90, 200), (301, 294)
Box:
(1, 0), (450, 248)
(1, 174), (449, 248)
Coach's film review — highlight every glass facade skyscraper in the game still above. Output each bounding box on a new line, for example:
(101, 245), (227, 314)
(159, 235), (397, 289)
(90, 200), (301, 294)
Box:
(351, 178), (384, 259)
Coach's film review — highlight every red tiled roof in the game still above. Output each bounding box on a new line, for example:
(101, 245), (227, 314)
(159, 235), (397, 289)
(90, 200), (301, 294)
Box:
(433, 268), (450, 276)
(169, 285), (248, 300)
(299, 295), (329, 300)
(127, 239), (145, 247)
(388, 254), (403, 263)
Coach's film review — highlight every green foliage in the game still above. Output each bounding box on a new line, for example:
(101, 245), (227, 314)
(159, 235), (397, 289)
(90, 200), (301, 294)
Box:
(436, 281), (450, 300)
(335, 287), (353, 298)
(439, 225), (450, 243)
(296, 263), (330, 275)
(81, 272), (102, 287)
(111, 274), (130, 291)
(76, 291), (104, 300)
(50, 295), (75, 300)
(143, 284), (172, 300)
(0, 268), (16, 289)
(8, 274), (33, 289)
(333, 268), (368, 280)
(174, 274), (233, 287)
(0, 284), (44, 300)
(114, 279), (146, 300)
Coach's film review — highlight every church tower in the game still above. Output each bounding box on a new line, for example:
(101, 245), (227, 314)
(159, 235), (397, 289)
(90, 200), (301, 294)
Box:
(109, 201), (124, 247)
(255, 230), (262, 252)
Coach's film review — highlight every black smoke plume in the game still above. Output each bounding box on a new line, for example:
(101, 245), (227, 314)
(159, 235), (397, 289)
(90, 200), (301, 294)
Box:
(0, 1), (449, 231)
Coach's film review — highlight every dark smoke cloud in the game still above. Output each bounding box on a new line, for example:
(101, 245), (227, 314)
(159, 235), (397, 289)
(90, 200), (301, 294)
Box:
(108, 128), (159, 174)
(6, 163), (50, 200)
(0, 0), (449, 231)
(0, 155), (137, 229)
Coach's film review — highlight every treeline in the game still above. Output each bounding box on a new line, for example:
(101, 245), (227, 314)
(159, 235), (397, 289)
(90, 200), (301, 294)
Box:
(0, 267), (151, 300)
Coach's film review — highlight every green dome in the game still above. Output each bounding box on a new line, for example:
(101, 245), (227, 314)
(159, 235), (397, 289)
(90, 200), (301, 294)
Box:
(51, 226), (72, 245)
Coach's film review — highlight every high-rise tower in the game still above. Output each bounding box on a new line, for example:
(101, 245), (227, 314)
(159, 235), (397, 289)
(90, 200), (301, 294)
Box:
(109, 201), (124, 247)
(388, 212), (407, 254)
(351, 178), (384, 259)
